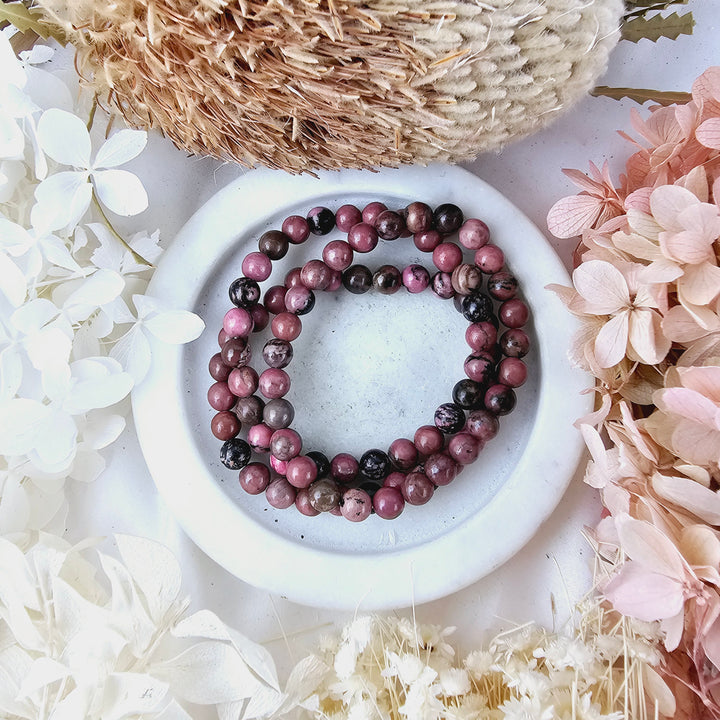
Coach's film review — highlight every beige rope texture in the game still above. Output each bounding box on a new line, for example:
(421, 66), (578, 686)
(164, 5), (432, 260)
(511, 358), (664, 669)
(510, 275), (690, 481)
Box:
(38, 0), (623, 173)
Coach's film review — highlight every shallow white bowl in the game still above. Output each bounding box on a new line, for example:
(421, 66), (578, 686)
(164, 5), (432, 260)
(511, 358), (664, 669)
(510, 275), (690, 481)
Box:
(132, 164), (591, 610)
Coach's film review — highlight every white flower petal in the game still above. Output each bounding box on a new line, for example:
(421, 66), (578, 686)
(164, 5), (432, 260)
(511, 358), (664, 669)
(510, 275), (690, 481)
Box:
(92, 169), (148, 217)
(11, 298), (59, 333)
(0, 33), (27, 88)
(64, 269), (125, 323)
(32, 171), (92, 232)
(0, 252), (27, 307)
(93, 129), (147, 169)
(40, 235), (84, 274)
(0, 218), (33, 255)
(0, 471), (31, 534)
(36, 108), (91, 168)
(81, 412), (126, 450)
(0, 398), (48, 455)
(31, 409), (78, 472)
(0, 347), (22, 402)
(144, 310), (205, 344)
(25, 326), (72, 371)
(109, 325), (152, 384)
(0, 112), (24, 159)
(64, 369), (133, 414)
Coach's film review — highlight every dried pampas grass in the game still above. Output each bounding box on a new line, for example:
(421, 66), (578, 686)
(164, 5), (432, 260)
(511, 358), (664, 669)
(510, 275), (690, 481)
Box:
(36, 0), (623, 173)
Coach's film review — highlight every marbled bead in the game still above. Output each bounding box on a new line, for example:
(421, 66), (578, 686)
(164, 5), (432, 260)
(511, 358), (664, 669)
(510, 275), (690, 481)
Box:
(284, 267), (303, 287)
(307, 206), (335, 235)
(300, 260), (333, 290)
(362, 201), (387, 225)
(295, 488), (320, 516)
(475, 244), (505, 274)
(228, 366), (259, 397)
(451, 263), (483, 295)
(272, 312), (302, 341)
(487, 271), (519, 301)
(306, 451), (331, 479)
(263, 398), (295, 429)
(500, 329), (530, 358)
(342, 265), (373, 294)
(250, 304), (269, 332)
(207, 381), (235, 411)
(264, 285), (288, 315)
(373, 486), (405, 519)
(384, 471), (406, 489)
(259, 368), (290, 399)
(262, 338), (293, 368)
(308, 479), (342, 512)
(235, 395), (264, 426)
(414, 230), (442, 252)
(228, 277), (261, 308)
(348, 222), (379, 253)
(239, 462), (271, 495)
(432, 242), (463, 272)
(458, 218), (490, 250)
(413, 425), (444, 456)
(405, 201), (434, 233)
(220, 438), (251, 470)
(460, 291), (494, 323)
(452, 379), (485, 409)
(269, 455), (288, 475)
(500, 298), (529, 328)
(388, 438), (419, 471)
(498, 357), (527, 387)
(484, 384), (517, 415)
(281, 215), (310, 244)
(433, 203), (464, 234)
(448, 432), (482, 465)
(221, 337), (252, 368)
(341, 488), (373, 522)
(247, 423), (273, 453)
(373, 264), (402, 295)
(331, 452), (359, 484)
(241, 251), (272, 281)
(208, 352), (232, 382)
(431, 271), (455, 299)
(434, 402), (465, 434)
(465, 409), (499, 442)
(464, 352), (496, 384)
(424, 452), (459, 486)
(270, 428), (302, 461)
(374, 210), (405, 240)
(323, 240), (354, 271)
(402, 264), (430, 293)
(335, 204), (363, 232)
(258, 229), (289, 260)
(211, 411), (240, 441)
(266, 478), (297, 509)
(359, 448), (391, 481)
(402, 472), (435, 505)
(465, 322), (497, 353)
(223, 307), (254, 338)
(284, 285), (315, 315)
(286, 455), (318, 488)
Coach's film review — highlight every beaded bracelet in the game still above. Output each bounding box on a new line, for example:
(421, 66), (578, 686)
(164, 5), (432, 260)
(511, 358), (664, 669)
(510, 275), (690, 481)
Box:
(206, 201), (531, 522)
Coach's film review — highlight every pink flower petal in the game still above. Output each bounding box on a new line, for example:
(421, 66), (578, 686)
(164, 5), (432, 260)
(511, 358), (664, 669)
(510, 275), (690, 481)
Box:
(662, 305), (714, 343)
(661, 609), (685, 652)
(680, 262), (720, 306)
(595, 311), (629, 368)
(547, 194), (602, 238)
(692, 67), (720, 116)
(604, 562), (684, 621)
(615, 514), (687, 580)
(671, 418), (720, 467)
(573, 260), (629, 313)
(562, 168), (605, 194)
(650, 185), (698, 232)
(676, 366), (720, 403)
(624, 187), (652, 214)
(656, 387), (720, 426)
(652, 473), (720, 525)
(627, 308), (671, 365)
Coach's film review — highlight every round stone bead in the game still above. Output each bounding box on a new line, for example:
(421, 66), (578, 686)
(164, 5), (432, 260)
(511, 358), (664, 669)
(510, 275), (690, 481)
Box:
(414, 230), (442, 252)
(341, 488), (373, 522)
(263, 398), (295, 429)
(239, 462), (271, 495)
(281, 215), (310, 244)
(208, 381), (235, 411)
(500, 299), (529, 328)
(465, 322), (498, 353)
(466, 409), (499, 442)
(250, 304), (269, 332)
(431, 271), (455, 299)
(221, 337), (252, 368)
(388, 438), (418, 471)
(286, 455), (318, 488)
(451, 263), (483, 295)
(242, 251), (272, 281)
(484, 384), (517, 415)
(373, 486), (405, 519)
(259, 368), (290, 399)
(361, 201), (387, 225)
(348, 223), (379, 253)
(223, 307), (254, 338)
(464, 352), (496, 385)
(208, 353), (232, 382)
(228, 366), (259, 397)
(323, 240), (354, 271)
(384, 471), (406, 489)
(331, 452), (359, 484)
(266, 478), (297, 509)
(270, 428), (302, 461)
(373, 265), (402, 295)
(301, 260), (333, 290)
(487, 271), (519, 301)
(424, 453), (458, 486)
(413, 425), (444, 456)
(461, 292), (494, 323)
(264, 285), (287, 315)
(220, 438), (251, 470)
(432, 242), (463, 272)
(269, 455), (288, 475)
(498, 357), (528, 387)
(258, 230), (289, 260)
(405, 201), (434, 233)
(335, 204), (363, 232)
(458, 218), (490, 250)
(500, 329), (530, 358)
(284, 267), (303, 287)
(272, 313), (302, 341)
(433, 203), (464, 234)
(306, 451), (331, 479)
(448, 432), (482, 465)
(229, 277), (261, 308)
(307, 206), (335, 235)
(402, 472), (435, 505)
(452, 379), (485, 409)
(235, 395), (264, 426)
(342, 265), (373, 294)
(218, 328), (229, 347)
(374, 210), (405, 240)
(285, 286), (315, 315)
(434, 402), (465, 434)
(327, 271), (342, 292)
(211, 411), (240, 441)
(308, 479), (342, 512)
(475, 245), (505, 274)
(295, 488), (320, 516)
(262, 338), (293, 369)
(402, 264), (430, 293)
(247, 423), (273, 452)
(359, 448), (391, 481)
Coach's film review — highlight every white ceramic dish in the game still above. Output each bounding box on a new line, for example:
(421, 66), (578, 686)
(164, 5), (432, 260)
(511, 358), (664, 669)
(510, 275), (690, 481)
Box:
(132, 164), (591, 610)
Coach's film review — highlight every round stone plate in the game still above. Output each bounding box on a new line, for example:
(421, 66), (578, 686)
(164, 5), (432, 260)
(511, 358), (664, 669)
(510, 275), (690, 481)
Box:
(132, 164), (591, 610)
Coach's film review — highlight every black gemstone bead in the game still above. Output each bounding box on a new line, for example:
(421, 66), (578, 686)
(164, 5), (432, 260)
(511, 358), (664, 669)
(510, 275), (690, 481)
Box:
(262, 338), (293, 368)
(374, 210), (405, 240)
(433, 203), (464, 235)
(258, 230), (290, 260)
(342, 264), (373, 294)
(358, 481), (381, 499)
(306, 451), (331, 479)
(229, 277), (261, 308)
(461, 291), (494, 323)
(220, 438), (251, 470)
(373, 264), (402, 295)
(485, 384), (517, 415)
(434, 402), (466, 434)
(452, 379), (485, 410)
(359, 448), (391, 481)
(307, 207), (335, 235)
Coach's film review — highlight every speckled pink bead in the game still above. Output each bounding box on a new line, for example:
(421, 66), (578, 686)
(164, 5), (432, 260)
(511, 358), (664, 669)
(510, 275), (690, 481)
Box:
(414, 230), (442, 252)
(498, 357), (528, 387)
(259, 368), (290, 399)
(388, 438), (418, 471)
(286, 455), (318, 488)
(402, 264), (430, 293)
(301, 260), (333, 290)
(247, 423), (273, 452)
(347, 223), (378, 253)
(228, 366), (259, 397)
(269, 454), (288, 475)
(458, 218), (490, 250)
(464, 353), (495, 384)
(250, 304), (269, 332)
(323, 240), (354, 271)
(475, 244), (504, 274)
(239, 462), (271, 495)
(500, 299), (529, 328)
(281, 215), (310, 244)
(465, 409), (499, 442)
(384, 471), (406, 489)
(424, 453), (458, 486)
(284, 286), (314, 314)
(448, 432), (482, 465)
(223, 307), (254, 338)
(270, 428), (302, 461)
(402, 472), (435, 505)
(241, 252), (272, 281)
(432, 242), (463, 272)
(373, 486), (405, 519)
(331, 453), (359, 484)
(266, 478), (297, 508)
(341, 488), (372, 522)
(295, 488), (320, 516)
(335, 204), (363, 232)
(362, 201), (387, 225)
(264, 286), (287, 315)
(207, 382), (235, 411)
(271, 313), (302, 341)
(466, 322), (498, 353)
(413, 425), (444, 456)
(284, 267), (303, 287)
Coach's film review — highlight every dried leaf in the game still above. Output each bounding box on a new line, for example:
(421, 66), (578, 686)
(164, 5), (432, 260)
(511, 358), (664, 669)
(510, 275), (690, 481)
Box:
(621, 11), (695, 44)
(591, 86), (692, 106)
(0, 2), (67, 44)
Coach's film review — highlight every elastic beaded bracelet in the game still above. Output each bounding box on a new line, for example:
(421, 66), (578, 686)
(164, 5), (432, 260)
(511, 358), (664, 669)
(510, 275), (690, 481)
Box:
(207, 201), (531, 522)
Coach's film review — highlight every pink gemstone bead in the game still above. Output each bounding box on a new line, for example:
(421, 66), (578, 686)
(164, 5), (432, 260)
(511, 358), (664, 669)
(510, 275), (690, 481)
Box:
(286, 455), (318, 488)
(250, 304), (269, 332)
(500, 329), (530, 358)
(465, 322), (498, 353)
(327, 270), (342, 292)
(500, 299), (529, 328)
(241, 251), (272, 281)
(402, 472), (435, 505)
(259, 368), (290, 399)
(447, 432), (482, 465)
(223, 307), (254, 338)
(295, 488), (320, 516)
(413, 425), (444, 456)
(347, 222), (379, 253)
(272, 313), (302, 341)
(323, 240), (354, 271)
(239, 462), (271, 495)
(284, 286), (314, 314)
(458, 218), (490, 250)
(207, 381), (235, 411)
(388, 438), (418, 471)
(336, 204), (363, 232)
(331, 452), (359, 484)
(228, 366), (259, 397)
(373, 486), (405, 519)
(464, 353), (495, 384)
(300, 260), (332, 290)
(475, 245), (504, 274)
(424, 453), (458, 486)
(247, 423), (273, 452)
(282, 215), (310, 244)
(498, 357), (528, 387)
(270, 428), (302, 461)
(384, 471), (406, 489)
(266, 478), (297, 509)
(341, 488), (372, 522)
(218, 328), (230, 347)
(432, 242), (463, 272)
(211, 411), (240, 440)
(465, 409), (499, 442)
(414, 230), (442, 252)
(402, 264), (430, 293)
(264, 285), (287, 315)
(284, 267), (303, 287)
(270, 455), (288, 475)
(209, 353), (232, 382)
(362, 201), (387, 225)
